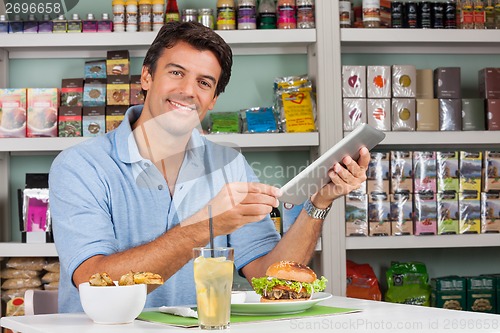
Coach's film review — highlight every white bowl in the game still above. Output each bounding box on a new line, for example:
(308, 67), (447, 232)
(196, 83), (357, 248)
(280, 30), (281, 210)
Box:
(79, 282), (147, 324)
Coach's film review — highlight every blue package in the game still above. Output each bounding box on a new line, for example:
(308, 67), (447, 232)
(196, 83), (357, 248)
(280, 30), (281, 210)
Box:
(244, 107), (278, 133)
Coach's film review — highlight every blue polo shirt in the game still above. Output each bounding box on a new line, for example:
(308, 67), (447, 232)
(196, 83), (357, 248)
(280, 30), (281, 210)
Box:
(49, 105), (280, 313)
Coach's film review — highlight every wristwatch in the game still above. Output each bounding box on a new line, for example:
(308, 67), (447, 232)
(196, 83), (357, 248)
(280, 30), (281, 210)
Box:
(304, 198), (331, 220)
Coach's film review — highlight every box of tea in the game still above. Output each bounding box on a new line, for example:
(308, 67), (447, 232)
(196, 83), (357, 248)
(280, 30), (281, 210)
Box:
(60, 78), (84, 107)
(83, 106), (105, 137)
(27, 88), (59, 137)
(392, 65), (416, 98)
(343, 98), (367, 131)
(390, 192), (413, 236)
(105, 106), (127, 132)
(346, 193), (368, 237)
(58, 106), (82, 137)
(342, 66), (366, 98)
(0, 88), (27, 138)
(106, 75), (130, 106)
(106, 50), (130, 76)
(431, 276), (466, 311)
(437, 191), (459, 235)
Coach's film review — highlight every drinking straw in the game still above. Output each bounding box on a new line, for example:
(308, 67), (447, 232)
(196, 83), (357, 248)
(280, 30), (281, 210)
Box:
(208, 205), (215, 257)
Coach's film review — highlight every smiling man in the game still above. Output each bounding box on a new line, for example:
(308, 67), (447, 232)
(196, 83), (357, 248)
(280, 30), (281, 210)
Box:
(49, 22), (369, 313)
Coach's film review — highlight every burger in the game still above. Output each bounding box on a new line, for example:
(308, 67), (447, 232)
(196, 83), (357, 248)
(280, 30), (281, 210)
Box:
(251, 261), (328, 302)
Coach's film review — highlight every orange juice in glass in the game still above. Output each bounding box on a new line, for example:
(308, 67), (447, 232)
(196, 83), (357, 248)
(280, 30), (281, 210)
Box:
(193, 247), (234, 330)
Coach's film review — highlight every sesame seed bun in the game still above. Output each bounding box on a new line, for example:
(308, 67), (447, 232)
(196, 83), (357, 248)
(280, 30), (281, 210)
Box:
(265, 261), (317, 284)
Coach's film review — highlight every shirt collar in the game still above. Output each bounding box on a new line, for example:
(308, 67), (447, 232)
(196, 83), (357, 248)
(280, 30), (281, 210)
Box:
(115, 105), (207, 165)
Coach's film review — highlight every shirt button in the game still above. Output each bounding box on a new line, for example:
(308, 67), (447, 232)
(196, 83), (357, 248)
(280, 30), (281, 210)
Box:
(158, 185), (163, 190)
(144, 163), (150, 168)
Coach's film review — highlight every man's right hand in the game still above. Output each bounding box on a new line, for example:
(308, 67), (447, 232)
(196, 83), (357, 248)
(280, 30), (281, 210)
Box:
(182, 182), (281, 235)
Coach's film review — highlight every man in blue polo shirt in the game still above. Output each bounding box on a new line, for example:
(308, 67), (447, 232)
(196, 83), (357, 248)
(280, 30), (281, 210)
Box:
(49, 22), (370, 313)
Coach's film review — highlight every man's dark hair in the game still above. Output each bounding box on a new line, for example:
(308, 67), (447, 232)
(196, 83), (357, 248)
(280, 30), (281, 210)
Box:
(142, 21), (233, 98)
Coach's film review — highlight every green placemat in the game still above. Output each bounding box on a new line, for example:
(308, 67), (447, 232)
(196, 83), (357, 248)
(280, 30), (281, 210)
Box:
(138, 305), (361, 328)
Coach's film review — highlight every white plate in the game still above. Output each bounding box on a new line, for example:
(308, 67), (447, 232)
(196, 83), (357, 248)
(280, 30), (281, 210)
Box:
(230, 291), (332, 316)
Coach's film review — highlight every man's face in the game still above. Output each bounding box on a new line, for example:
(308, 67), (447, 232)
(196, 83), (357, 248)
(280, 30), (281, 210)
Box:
(140, 41), (221, 136)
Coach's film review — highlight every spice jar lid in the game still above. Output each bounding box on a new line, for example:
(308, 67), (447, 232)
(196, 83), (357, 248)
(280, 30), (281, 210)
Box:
(112, 0), (126, 5)
(199, 8), (213, 14)
(126, 0), (138, 5)
(0, 15), (6, 21)
(102, 13), (110, 19)
(152, 0), (164, 4)
(139, 0), (152, 4)
(72, 13), (80, 20)
(87, 13), (95, 20)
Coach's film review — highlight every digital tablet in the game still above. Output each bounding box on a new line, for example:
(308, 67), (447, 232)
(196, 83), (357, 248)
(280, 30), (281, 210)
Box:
(279, 124), (386, 205)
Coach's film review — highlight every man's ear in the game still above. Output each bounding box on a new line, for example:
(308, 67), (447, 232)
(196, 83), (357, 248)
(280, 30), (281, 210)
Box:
(208, 95), (218, 111)
(141, 66), (152, 91)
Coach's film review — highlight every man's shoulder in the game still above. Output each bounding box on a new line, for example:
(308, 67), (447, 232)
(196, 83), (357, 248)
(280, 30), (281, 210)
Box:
(52, 134), (114, 167)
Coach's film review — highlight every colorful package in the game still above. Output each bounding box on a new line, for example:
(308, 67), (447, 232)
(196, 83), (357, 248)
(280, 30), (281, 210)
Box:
(385, 261), (431, 306)
(346, 193), (368, 237)
(27, 88), (59, 138)
(392, 65), (417, 98)
(83, 106), (105, 137)
(83, 79), (106, 107)
(484, 151), (500, 192)
(481, 191), (500, 233)
(368, 192), (391, 236)
(84, 60), (107, 79)
(431, 276), (466, 311)
(413, 151), (437, 193)
(60, 78), (84, 107)
(22, 188), (50, 232)
(414, 191), (437, 235)
(58, 106), (82, 137)
(274, 75), (316, 133)
(342, 65), (366, 98)
(459, 193), (481, 234)
(367, 65), (391, 98)
(367, 98), (391, 131)
(0, 88), (27, 138)
(437, 191), (459, 235)
(208, 112), (241, 134)
(105, 106), (127, 132)
(343, 98), (367, 131)
(437, 151), (459, 193)
(390, 151), (413, 194)
(392, 98), (416, 131)
(390, 192), (413, 236)
(106, 50), (130, 76)
(130, 75), (145, 105)
(459, 151), (482, 199)
(240, 107), (278, 133)
(346, 260), (382, 301)
(106, 75), (130, 105)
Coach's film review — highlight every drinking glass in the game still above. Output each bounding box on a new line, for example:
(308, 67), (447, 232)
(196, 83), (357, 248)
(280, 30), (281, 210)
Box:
(193, 247), (234, 330)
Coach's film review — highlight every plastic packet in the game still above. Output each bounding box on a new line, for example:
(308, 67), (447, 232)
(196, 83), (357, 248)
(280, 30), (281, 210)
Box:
(1, 268), (40, 279)
(240, 107), (278, 133)
(43, 281), (59, 290)
(1, 277), (42, 290)
(43, 259), (61, 273)
(385, 261), (431, 306)
(346, 260), (382, 301)
(207, 112), (241, 134)
(274, 75), (317, 133)
(6, 257), (47, 271)
(41, 272), (60, 284)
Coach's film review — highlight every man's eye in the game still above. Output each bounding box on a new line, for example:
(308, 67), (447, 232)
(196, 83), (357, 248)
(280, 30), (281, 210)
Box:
(199, 80), (212, 88)
(171, 70), (182, 76)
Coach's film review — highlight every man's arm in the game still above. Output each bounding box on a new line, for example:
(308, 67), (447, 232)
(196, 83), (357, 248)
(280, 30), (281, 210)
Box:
(241, 147), (370, 281)
(72, 182), (281, 288)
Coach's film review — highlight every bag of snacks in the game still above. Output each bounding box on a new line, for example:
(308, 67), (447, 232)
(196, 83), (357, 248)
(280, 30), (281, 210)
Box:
(273, 75), (317, 133)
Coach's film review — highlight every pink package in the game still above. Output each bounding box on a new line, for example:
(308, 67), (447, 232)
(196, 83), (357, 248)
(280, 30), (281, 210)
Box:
(414, 192), (437, 235)
(23, 189), (50, 232)
(0, 88), (27, 138)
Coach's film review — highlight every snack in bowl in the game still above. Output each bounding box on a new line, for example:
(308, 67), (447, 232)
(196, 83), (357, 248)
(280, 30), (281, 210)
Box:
(251, 261), (327, 302)
(118, 271), (164, 286)
(89, 272), (115, 286)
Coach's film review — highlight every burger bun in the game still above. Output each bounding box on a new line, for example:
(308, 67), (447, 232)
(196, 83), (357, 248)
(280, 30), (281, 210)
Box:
(260, 296), (307, 303)
(265, 261), (317, 283)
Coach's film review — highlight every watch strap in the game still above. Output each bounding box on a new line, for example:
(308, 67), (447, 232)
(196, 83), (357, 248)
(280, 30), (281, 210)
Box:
(304, 198), (331, 220)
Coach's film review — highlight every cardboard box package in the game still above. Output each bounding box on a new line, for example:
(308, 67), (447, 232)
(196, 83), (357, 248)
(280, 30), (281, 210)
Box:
(416, 69), (434, 99)
(0, 88), (27, 138)
(416, 99), (439, 131)
(414, 191), (437, 235)
(413, 151), (437, 193)
(368, 193), (391, 236)
(342, 66), (366, 98)
(391, 151), (413, 194)
(390, 192), (413, 236)
(58, 106), (82, 137)
(343, 98), (367, 131)
(434, 67), (462, 99)
(478, 67), (500, 99)
(392, 98), (416, 131)
(486, 99), (500, 130)
(27, 88), (59, 138)
(106, 50), (130, 76)
(462, 98), (485, 131)
(481, 192), (500, 233)
(466, 276), (496, 314)
(437, 191), (459, 235)
(459, 151), (482, 199)
(431, 276), (466, 311)
(439, 98), (462, 131)
(437, 151), (459, 193)
(367, 98), (391, 130)
(392, 65), (416, 98)
(367, 65), (391, 98)
(459, 193), (481, 234)
(346, 193), (368, 237)
(83, 106), (105, 137)
(483, 151), (500, 192)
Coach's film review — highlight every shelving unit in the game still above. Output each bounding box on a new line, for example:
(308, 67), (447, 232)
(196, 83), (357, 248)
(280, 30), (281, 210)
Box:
(334, 27), (500, 295)
(0, 12), (333, 271)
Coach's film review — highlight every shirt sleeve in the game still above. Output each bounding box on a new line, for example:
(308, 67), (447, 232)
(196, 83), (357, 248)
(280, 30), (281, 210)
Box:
(49, 147), (118, 285)
(227, 155), (281, 271)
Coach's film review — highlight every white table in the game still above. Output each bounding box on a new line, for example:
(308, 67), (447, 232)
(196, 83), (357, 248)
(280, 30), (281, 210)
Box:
(1, 296), (499, 333)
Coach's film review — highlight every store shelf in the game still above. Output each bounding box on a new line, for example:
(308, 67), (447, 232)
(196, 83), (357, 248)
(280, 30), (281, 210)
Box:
(0, 242), (58, 257)
(341, 28), (500, 54)
(0, 29), (316, 59)
(376, 131), (500, 149)
(346, 233), (500, 250)
(0, 132), (319, 152)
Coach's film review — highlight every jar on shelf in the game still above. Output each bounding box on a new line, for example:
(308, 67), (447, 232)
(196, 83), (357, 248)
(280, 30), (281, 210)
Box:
(258, 0), (277, 29)
(216, 0), (236, 30)
(139, 0), (153, 32)
(112, 0), (126, 32)
(165, 0), (179, 23)
(238, 0), (257, 29)
(277, 0), (297, 29)
(297, 0), (314, 28)
(153, 0), (166, 30)
(126, 0), (138, 32)
(339, 0), (352, 28)
(198, 8), (214, 29)
(182, 9), (198, 23)
(362, 0), (380, 28)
